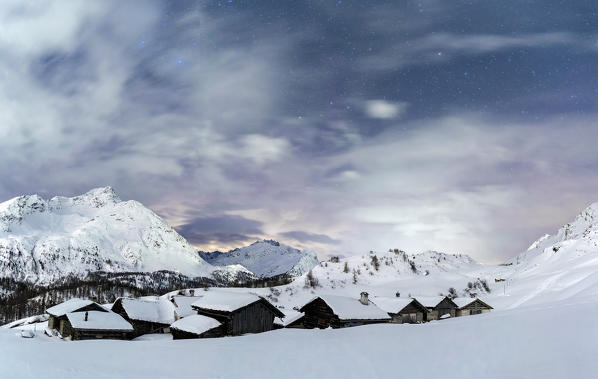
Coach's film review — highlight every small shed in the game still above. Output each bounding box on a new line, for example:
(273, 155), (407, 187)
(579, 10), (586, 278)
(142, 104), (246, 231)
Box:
(415, 296), (459, 321)
(191, 291), (284, 336)
(46, 298), (109, 336)
(273, 309), (305, 329)
(299, 293), (391, 329)
(111, 297), (176, 336)
(62, 311), (134, 340)
(170, 315), (223, 339)
(373, 297), (428, 324)
(453, 298), (493, 316)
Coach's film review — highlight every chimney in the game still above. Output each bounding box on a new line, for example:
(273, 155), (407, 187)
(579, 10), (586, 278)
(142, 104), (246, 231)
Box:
(84, 311), (89, 322)
(189, 289), (195, 297)
(360, 292), (369, 305)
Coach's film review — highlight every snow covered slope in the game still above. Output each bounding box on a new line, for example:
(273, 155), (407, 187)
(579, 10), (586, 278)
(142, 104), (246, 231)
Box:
(2, 298), (597, 378)
(511, 202), (598, 266)
(0, 187), (214, 284)
(199, 240), (319, 278)
(493, 202), (598, 308)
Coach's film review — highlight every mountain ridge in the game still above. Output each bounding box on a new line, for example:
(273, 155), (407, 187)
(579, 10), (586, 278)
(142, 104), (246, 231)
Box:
(199, 239), (319, 278)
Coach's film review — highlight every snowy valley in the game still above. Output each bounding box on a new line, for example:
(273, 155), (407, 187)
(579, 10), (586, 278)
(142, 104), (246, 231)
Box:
(2, 193), (598, 378)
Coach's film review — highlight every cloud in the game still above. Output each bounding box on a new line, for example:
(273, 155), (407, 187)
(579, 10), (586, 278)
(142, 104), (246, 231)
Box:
(241, 134), (291, 165)
(320, 113), (598, 262)
(280, 231), (340, 245)
(175, 215), (264, 247)
(1, 1), (597, 265)
(360, 32), (585, 71)
(364, 100), (408, 119)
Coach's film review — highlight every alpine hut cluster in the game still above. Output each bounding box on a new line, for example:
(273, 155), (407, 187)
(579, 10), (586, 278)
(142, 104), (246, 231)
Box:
(42, 289), (492, 341)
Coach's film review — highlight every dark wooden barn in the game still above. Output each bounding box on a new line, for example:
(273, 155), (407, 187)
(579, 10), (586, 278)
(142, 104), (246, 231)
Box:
(170, 314), (224, 339)
(454, 298), (493, 316)
(61, 311), (134, 340)
(46, 298), (110, 336)
(299, 293), (391, 329)
(190, 291), (284, 336)
(416, 296), (459, 321)
(111, 297), (176, 336)
(373, 297), (428, 324)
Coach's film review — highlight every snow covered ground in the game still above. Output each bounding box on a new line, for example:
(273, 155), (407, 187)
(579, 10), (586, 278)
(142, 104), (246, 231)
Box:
(1, 297), (596, 379)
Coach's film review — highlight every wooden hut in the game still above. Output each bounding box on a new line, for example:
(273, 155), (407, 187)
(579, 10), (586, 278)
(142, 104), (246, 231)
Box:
(111, 297), (176, 336)
(46, 298), (109, 336)
(415, 296), (459, 321)
(299, 292), (391, 329)
(373, 297), (428, 324)
(190, 291), (284, 336)
(170, 315), (223, 339)
(453, 298), (493, 316)
(61, 311), (134, 340)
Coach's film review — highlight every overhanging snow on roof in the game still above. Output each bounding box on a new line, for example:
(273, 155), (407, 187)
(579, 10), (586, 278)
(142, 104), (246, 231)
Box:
(66, 311), (133, 331)
(46, 299), (101, 317)
(114, 297), (176, 324)
(302, 295), (390, 321)
(170, 315), (221, 335)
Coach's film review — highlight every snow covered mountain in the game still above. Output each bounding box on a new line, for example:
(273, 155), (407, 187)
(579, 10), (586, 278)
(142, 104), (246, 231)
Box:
(199, 240), (319, 278)
(510, 202), (598, 266)
(489, 202), (598, 308)
(0, 187), (218, 285)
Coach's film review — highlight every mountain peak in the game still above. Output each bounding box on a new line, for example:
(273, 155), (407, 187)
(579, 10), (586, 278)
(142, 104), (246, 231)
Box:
(510, 202), (598, 265)
(0, 187), (212, 284)
(251, 239), (281, 247)
(72, 186), (121, 207)
(200, 240), (318, 278)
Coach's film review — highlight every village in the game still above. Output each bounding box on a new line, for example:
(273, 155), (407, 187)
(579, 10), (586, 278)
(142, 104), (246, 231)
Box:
(38, 289), (493, 341)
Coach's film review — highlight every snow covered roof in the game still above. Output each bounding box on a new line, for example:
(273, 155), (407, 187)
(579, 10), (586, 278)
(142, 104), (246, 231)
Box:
(66, 311), (133, 331)
(372, 297), (426, 314)
(191, 291), (283, 317)
(453, 298), (493, 309)
(170, 315), (222, 336)
(274, 309), (304, 327)
(171, 296), (202, 318)
(46, 298), (104, 317)
(302, 295), (390, 321)
(114, 297), (176, 324)
(191, 291), (261, 312)
(414, 296), (449, 308)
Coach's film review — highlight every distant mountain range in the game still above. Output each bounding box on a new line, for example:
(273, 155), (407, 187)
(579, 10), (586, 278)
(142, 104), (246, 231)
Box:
(2, 186), (598, 325)
(199, 239), (319, 278)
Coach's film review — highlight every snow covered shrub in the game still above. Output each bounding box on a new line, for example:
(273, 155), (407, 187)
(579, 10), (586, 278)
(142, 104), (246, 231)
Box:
(343, 262), (350, 273)
(371, 255), (380, 271)
(447, 287), (458, 299)
(304, 270), (319, 289)
(480, 279), (491, 293)
(408, 260), (417, 273)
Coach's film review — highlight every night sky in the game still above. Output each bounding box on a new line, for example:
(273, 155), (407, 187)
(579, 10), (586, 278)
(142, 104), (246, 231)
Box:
(1, 1), (597, 263)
